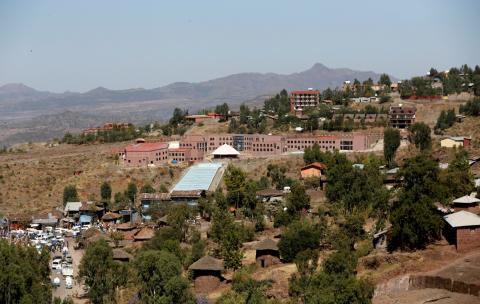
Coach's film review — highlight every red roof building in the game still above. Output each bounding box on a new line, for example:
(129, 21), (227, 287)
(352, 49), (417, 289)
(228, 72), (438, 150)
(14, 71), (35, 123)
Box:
(290, 89), (321, 114)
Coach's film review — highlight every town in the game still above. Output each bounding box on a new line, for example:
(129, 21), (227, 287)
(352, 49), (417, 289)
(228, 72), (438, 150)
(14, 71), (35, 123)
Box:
(1, 2), (480, 304)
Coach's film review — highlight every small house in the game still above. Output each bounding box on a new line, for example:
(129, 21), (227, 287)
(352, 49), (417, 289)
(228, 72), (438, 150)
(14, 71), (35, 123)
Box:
(440, 136), (471, 148)
(112, 248), (133, 262)
(188, 256), (224, 294)
(256, 189), (285, 203)
(443, 211), (480, 252)
(452, 195), (480, 213)
(64, 202), (83, 218)
(134, 227), (155, 242)
(300, 162), (326, 179)
(102, 212), (122, 224)
(372, 229), (388, 251)
(255, 239), (281, 267)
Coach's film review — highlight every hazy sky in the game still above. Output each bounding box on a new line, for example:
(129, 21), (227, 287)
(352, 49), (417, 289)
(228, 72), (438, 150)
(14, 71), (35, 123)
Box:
(0, 0), (479, 92)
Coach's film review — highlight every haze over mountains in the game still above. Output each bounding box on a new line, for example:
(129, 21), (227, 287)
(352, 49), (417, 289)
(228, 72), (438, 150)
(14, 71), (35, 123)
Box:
(0, 63), (394, 146)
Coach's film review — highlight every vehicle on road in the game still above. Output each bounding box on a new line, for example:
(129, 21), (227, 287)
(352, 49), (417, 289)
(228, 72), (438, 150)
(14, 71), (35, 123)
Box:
(62, 264), (73, 277)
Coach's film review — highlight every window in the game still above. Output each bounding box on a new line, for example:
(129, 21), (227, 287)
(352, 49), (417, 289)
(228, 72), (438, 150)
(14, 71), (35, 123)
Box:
(340, 140), (353, 150)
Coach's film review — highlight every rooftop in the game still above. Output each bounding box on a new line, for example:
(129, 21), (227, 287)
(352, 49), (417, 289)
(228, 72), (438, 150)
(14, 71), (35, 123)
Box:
(452, 195), (480, 205)
(301, 162), (326, 171)
(125, 142), (168, 152)
(212, 144), (240, 156)
(172, 163), (222, 191)
(444, 211), (480, 228)
(188, 255), (224, 271)
(291, 89), (320, 95)
(255, 238), (279, 251)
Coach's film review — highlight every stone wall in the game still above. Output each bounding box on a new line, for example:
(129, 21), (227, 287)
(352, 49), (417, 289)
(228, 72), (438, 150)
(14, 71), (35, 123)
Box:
(409, 275), (480, 297)
(256, 255), (281, 268)
(456, 227), (480, 252)
(194, 275), (221, 294)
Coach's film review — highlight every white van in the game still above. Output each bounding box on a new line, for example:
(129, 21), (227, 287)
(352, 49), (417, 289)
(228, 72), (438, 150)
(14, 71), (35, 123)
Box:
(65, 276), (73, 289)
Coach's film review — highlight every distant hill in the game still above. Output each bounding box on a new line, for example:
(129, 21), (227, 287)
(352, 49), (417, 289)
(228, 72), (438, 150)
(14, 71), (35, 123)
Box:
(0, 63), (395, 145)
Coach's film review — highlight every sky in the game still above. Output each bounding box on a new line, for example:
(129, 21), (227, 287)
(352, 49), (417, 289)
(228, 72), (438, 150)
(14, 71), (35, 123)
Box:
(0, 0), (479, 92)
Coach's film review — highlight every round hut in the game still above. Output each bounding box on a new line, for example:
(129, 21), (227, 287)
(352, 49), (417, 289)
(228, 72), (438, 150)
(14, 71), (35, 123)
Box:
(255, 238), (280, 267)
(188, 255), (224, 293)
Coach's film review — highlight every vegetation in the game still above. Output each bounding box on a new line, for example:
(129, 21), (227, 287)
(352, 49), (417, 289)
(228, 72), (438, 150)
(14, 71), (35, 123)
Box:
(278, 219), (325, 262)
(389, 154), (443, 250)
(63, 185), (78, 205)
(408, 122), (432, 151)
(78, 240), (128, 304)
(100, 181), (112, 204)
(135, 250), (195, 304)
(459, 97), (480, 116)
(0, 240), (51, 304)
(434, 109), (456, 133)
(383, 128), (400, 165)
(289, 248), (374, 303)
(62, 124), (141, 145)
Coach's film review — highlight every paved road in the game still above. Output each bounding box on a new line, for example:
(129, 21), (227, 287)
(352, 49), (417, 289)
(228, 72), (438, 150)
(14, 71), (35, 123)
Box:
(51, 237), (87, 303)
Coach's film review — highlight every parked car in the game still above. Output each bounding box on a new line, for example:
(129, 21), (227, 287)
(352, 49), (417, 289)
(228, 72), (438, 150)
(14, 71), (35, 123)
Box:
(51, 258), (62, 271)
(65, 254), (73, 264)
(65, 276), (73, 289)
(52, 277), (61, 287)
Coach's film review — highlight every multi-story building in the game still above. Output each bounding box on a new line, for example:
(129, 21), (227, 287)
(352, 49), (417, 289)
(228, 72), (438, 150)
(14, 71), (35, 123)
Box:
(123, 142), (169, 167)
(122, 132), (383, 167)
(290, 89), (321, 113)
(388, 105), (416, 129)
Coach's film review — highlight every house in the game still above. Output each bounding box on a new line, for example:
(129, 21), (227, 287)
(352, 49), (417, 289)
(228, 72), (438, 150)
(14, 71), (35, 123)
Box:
(31, 212), (59, 227)
(133, 227), (155, 242)
(255, 239), (281, 268)
(139, 192), (171, 220)
(388, 105), (416, 129)
(211, 144), (240, 159)
(188, 256), (224, 294)
(443, 211), (480, 252)
(112, 248), (133, 262)
(122, 141), (169, 167)
(102, 212), (122, 224)
(290, 89), (321, 114)
(373, 229), (388, 251)
(300, 162), (326, 179)
(452, 195), (480, 213)
(256, 189), (285, 202)
(64, 202), (83, 218)
(440, 136), (471, 148)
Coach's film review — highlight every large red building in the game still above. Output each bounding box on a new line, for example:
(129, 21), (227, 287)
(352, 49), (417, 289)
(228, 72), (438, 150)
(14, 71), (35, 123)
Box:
(122, 132), (382, 167)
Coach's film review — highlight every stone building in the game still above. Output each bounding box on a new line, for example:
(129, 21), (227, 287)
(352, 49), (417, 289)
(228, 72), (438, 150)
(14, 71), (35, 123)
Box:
(188, 256), (224, 294)
(255, 238), (281, 268)
(443, 210), (480, 252)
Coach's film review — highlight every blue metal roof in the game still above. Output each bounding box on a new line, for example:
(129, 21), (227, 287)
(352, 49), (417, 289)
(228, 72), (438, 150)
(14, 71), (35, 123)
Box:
(79, 215), (92, 224)
(173, 163), (222, 191)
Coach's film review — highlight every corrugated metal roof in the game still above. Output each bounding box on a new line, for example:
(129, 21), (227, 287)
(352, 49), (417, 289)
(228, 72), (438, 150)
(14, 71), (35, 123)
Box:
(444, 211), (480, 228)
(64, 202), (83, 212)
(452, 195), (480, 204)
(172, 163), (222, 191)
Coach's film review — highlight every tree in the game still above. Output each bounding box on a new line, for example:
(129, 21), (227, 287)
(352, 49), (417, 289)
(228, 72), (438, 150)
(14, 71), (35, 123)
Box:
(224, 164), (247, 207)
(167, 203), (192, 241)
(437, 150), (475, 202)
(140, 184), (155, 193)
(278, 219), (325, 262)
(169, 108), (188, 127)
(289, 248), (373, 303)
(383, 128), (400, 164)
(63, 185), (78, 205)
(408, 122), (431, 151)
(459, 97), (480, 116)
(220, 229), (243, 270)
(135, 250), (195, 304)
(379, 73), (392, 87)
(100, 181), (112, 204)
(0, 240), (51, 304)
(78, 240), (127, 304)
(399, 80), (414, 99)
(239, 104), (250, 125)
(125, 182), (137, 203)
(429, 67), (438, 77)
(285, 183), (310, 217)
(389, 154), (443, 250)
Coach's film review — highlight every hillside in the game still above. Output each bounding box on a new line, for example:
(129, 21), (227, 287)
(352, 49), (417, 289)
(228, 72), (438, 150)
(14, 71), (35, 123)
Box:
(0, 63), (392, 146)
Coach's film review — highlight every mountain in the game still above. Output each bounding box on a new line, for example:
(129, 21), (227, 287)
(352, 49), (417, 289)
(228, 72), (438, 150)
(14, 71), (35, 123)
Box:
(0, 63), (395, 145)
